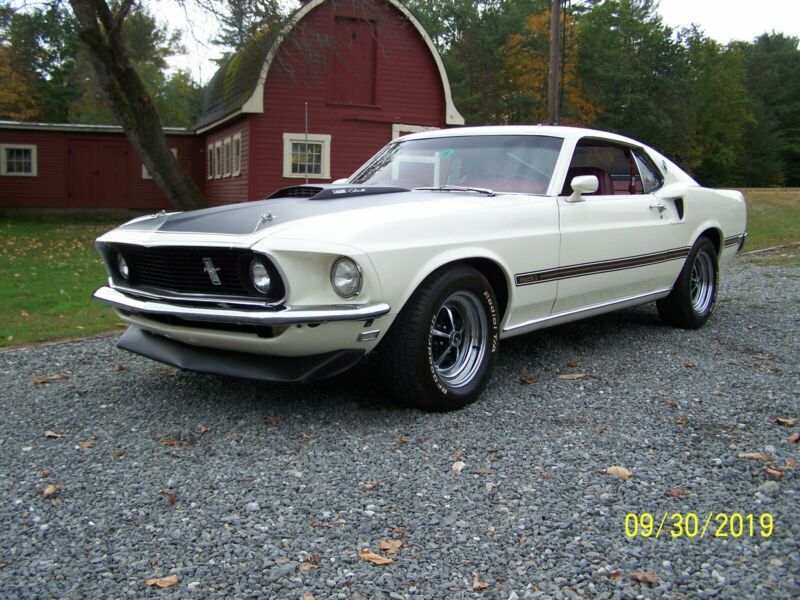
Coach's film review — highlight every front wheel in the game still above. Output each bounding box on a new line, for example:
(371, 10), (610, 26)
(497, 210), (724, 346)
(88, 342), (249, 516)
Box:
(379, 266), (499, 411)
(657, 236), (719, 329)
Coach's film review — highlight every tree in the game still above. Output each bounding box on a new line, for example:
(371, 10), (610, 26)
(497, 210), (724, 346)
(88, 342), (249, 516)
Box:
(68, 0), (205, 210)
(0, 46), (44, 120)
(736, 33), (800, 186)
(501, 8), (598, 125)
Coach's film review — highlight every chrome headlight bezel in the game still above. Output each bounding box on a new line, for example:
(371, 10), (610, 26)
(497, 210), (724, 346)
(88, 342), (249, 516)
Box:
(330, 256), (363, 298)
(248, 257), (272, 295)
(116, 252), (130, 281)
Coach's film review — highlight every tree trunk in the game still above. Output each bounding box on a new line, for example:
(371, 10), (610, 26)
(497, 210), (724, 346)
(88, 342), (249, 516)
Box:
(69, 0), (206, 211)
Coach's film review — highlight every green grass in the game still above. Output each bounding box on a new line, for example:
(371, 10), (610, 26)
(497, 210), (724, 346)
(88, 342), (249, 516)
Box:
(0, 189), (798, 348)
(0, 217), (128, 347)
(740, 188), (800, 251)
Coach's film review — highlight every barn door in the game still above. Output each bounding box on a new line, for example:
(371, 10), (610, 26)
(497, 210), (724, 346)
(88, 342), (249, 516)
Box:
(68, 139), (128, 208)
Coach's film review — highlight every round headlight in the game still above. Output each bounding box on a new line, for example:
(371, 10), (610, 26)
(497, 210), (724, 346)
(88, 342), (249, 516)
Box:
(116, 253), (129, 280)
(330, 257), (362, 298)
(249, 258), (271, 294)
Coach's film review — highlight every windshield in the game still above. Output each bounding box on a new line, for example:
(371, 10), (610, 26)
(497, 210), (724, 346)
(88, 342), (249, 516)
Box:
(349, 135), (563, 194)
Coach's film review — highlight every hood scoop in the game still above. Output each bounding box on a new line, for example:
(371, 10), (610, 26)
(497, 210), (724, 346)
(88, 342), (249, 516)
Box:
(268, 185), (408, 200)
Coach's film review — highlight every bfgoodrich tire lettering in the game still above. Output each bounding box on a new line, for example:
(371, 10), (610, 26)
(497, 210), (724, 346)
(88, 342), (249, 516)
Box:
(657, 236), (719, 329)
(380, 266), (499, 411)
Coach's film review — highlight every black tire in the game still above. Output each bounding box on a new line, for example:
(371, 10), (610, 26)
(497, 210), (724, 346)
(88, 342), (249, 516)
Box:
(379, 266), (499, 411)
(657, 236), (719, 329)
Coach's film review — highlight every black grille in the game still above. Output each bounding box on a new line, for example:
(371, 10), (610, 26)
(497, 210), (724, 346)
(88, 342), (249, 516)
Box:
(114, 244), (283, 299)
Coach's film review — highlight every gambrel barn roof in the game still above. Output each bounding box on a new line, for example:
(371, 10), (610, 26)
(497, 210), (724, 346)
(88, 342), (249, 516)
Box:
(196, 0), (464, 132)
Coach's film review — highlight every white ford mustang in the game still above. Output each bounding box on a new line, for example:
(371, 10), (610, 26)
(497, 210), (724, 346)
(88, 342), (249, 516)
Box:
(94, 126), (747, 410)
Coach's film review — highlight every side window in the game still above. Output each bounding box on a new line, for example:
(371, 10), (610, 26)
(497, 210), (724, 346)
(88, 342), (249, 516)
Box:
(563, 141), (649, 196)
(633, 149), (664, 193)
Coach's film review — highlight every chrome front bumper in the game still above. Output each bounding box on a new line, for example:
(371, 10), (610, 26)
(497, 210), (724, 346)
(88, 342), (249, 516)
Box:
(93, 286), (391, 326)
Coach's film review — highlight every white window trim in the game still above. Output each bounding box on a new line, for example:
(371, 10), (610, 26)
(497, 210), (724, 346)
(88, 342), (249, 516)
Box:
(232, 133), (242, 177)
(1, 144), (38, 177)
(391, 124), (439, 140)
(282, 132), (331, 179)
(223, 137), (232, 178)
(207, 144), (214, 180)
(214, 141), (222, 179)
(142, 148), (177, 179)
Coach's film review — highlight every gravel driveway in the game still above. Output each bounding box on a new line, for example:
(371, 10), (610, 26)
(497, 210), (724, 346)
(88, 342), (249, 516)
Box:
(1, 254), (798, 599)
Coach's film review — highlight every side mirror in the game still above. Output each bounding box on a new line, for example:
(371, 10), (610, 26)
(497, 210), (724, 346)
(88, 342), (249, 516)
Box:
(566, 175), (598, 203)
(332, 178), (348, 185)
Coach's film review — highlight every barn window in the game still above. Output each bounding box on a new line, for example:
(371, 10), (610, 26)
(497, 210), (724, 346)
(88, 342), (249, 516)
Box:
(232, 133), (242, 176)
(1, 144), (37, 176)
(223, 138), (232, 177)
(142, 148), (177, 179)
(214, 141), (222, 179)
(207, 145), (214, 179)
(282, 133), (331, 179)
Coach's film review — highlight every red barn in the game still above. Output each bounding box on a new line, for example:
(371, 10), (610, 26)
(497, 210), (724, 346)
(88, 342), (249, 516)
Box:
(0, 0), (462, 210)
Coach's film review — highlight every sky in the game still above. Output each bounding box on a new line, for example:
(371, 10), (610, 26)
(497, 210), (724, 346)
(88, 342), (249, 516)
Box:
(161, 0), (800, 84)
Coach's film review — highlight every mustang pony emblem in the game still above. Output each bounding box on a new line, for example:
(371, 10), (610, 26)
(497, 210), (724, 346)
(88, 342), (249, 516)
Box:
(202, 257), (222, 285)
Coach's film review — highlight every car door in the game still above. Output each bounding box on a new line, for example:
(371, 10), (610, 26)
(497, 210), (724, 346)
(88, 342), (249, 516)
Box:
(553, 139), (685, 314)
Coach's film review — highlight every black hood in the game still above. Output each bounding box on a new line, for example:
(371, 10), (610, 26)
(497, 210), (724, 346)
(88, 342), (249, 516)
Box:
(118, 186), (411, 235)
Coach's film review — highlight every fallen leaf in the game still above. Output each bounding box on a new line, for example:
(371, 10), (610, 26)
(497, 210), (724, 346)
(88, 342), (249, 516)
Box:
(197, 425), (210, 434)
(266, 416), (280, 427)
(773, 417), (797, 427)
(32, 373), (69, 385)
(299, 432), (313, 440)
(472, 572), (490, 591)
(711, 389), (726, 396)
(566, 362), (580, 368)
(630, 571), (658, 585)
(665, 399), (678, 409)
(666, 488), (685, 497)
(608, 570), (621, 580)
(310, 521), (331, 529)
(783, 459), (797, 469)
(519, 374), (539, 384)
(675, 416), (689, 425)
(44, 430), (62, 439)
(606, 466), (631, 481)
(683, 362), (695, 369)
(160, 490), (176, 505)
(451, 461), (466, 473)
(302, 594), (315, 600)
(361, 482), (381, 491)
(765, 466), (783, 481)
(20, 310), (29, 317)
(163, 438), (180, 447)
(78, 441), (92, 449)
(39, 469), (51, 479)
(358, 549), (393, 565)
(471, 467), (491, 475)
(789, 432), (800, 444)
(144, 575), (178, 588)
(394, 436), (409, 445)
(379, 540), (403, 554)
(753, 354), (772, 361)
(738, 452), (774, 462)
(112, 448), (126, 460)
(559, 373), (587, 381)
(42, 483), (60, 498)
(298, 562), (317, 573)
(116, 364), (128, 372)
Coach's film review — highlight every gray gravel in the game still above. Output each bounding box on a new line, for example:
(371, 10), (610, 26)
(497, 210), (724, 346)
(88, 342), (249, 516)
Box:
(1, 254), (798, 599)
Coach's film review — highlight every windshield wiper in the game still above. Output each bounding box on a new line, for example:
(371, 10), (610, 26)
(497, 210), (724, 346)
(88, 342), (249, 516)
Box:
(413, 185), (496, 197)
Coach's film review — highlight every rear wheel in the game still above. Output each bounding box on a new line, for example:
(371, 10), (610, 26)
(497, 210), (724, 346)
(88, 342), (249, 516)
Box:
(657, 236), (719, 329)
(379, 266), (499, 411)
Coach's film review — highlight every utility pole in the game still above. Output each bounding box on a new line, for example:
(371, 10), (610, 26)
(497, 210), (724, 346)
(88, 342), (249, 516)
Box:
(547, 0), (561, 125)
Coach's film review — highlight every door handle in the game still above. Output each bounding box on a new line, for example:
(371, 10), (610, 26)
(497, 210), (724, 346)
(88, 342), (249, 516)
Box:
(649, 203), (667, 218)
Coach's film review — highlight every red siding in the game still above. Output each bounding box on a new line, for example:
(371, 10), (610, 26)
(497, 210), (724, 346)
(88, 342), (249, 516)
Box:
(245, 0), (446, 201)
(203, 120), (251, 205)
(0, 129), (202, 210)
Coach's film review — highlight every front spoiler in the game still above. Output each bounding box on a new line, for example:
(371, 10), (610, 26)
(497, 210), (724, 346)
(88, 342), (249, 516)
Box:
(117, 327), (365, 383)
(93, 286), (390, 326)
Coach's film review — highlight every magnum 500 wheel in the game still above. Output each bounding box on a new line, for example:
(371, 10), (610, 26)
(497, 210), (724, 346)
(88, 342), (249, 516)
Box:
(657, 236), (719, 329)
(380, 266), (499, 411)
